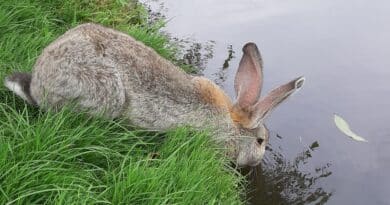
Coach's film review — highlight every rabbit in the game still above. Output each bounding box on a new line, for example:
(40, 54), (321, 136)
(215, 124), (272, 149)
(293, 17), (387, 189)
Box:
(4, 23), (304, 167)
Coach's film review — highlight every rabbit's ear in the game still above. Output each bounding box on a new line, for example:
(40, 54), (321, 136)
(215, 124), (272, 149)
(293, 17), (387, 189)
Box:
(253, 76), (305, 121)
(234, 43), (263, 109)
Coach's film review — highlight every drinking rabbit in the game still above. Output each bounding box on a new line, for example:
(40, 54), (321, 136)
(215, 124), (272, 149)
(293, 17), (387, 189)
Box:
(5, 23), (304, 167)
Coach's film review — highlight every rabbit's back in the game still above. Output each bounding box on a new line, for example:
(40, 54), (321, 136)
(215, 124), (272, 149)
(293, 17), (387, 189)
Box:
(30, 23), (221, 129)
(31, 23), (131, 117)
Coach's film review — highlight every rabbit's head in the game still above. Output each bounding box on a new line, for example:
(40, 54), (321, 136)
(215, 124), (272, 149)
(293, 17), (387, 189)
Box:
(229, 43), (305, 167)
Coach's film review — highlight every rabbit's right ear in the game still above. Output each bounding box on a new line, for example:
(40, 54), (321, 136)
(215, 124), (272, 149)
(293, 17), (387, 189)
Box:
(234, 42), (263, 110)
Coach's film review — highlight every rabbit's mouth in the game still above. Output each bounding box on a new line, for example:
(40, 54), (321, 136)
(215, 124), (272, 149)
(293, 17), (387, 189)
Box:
(247, 160), (261, 167)
(236, 155), (262, 167)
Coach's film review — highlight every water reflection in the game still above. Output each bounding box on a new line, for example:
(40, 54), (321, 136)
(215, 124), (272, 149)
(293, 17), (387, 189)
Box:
(143, 0), (166, 26)
(175, 39), (215, 73)
(213, 45), (235, 86)
(143, 0), (216, 74)
(242, 138), (332, 205)
(222, 45), (234, 69)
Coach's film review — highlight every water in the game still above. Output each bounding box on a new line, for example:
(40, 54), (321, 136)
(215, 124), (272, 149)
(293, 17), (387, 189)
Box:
(143, 1), (390, 204)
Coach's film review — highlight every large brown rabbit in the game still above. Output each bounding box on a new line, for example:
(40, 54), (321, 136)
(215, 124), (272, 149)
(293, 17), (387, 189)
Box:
(5, 23), (304, 167)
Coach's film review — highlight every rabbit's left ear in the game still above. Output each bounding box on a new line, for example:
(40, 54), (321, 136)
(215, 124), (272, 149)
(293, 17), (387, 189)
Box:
(253, 76), (305, 122)
(234, 42), (263, 109)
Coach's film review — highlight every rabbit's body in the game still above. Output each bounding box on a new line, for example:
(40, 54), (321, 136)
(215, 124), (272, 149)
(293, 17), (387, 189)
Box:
(5, 23), (305, 167)
(30, 24), (232, 131)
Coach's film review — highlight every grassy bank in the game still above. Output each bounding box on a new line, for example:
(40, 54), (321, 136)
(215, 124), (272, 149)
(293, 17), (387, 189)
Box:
(0, 0), (244, 204)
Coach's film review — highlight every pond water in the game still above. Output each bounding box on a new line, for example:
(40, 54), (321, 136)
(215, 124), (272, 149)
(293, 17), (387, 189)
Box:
(143, 1), (390, 204)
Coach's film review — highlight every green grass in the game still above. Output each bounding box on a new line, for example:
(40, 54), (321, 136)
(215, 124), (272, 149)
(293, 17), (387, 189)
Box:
(0, 0), (244, 204)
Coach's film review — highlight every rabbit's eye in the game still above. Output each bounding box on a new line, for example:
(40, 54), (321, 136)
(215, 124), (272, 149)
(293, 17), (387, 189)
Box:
(256, 138), (264, 144)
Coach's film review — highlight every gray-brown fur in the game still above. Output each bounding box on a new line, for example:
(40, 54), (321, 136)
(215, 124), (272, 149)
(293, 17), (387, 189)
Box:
(30, 24), (201, 124)
(4, 23), (305, 167)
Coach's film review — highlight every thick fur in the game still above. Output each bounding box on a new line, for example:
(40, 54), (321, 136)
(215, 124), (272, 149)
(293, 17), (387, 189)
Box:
(30, 24), (214, 126)
(5, 23), (304, 167)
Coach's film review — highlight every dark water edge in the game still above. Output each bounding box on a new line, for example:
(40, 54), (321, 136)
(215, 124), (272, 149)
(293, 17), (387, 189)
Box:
(142, 1), (390, 205)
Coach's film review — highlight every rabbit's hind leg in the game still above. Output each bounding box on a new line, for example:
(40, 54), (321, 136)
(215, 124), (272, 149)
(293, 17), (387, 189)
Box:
(30, 66), (126, 119)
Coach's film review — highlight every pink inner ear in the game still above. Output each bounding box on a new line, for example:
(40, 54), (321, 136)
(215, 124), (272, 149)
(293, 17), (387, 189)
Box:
(234, 43), (263, 109)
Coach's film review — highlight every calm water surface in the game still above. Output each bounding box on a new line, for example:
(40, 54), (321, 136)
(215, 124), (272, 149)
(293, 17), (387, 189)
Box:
(144, 1), (390, 204)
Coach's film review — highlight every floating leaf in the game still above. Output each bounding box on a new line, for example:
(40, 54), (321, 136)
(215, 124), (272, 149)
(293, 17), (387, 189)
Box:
(334, 114), (368, 142)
